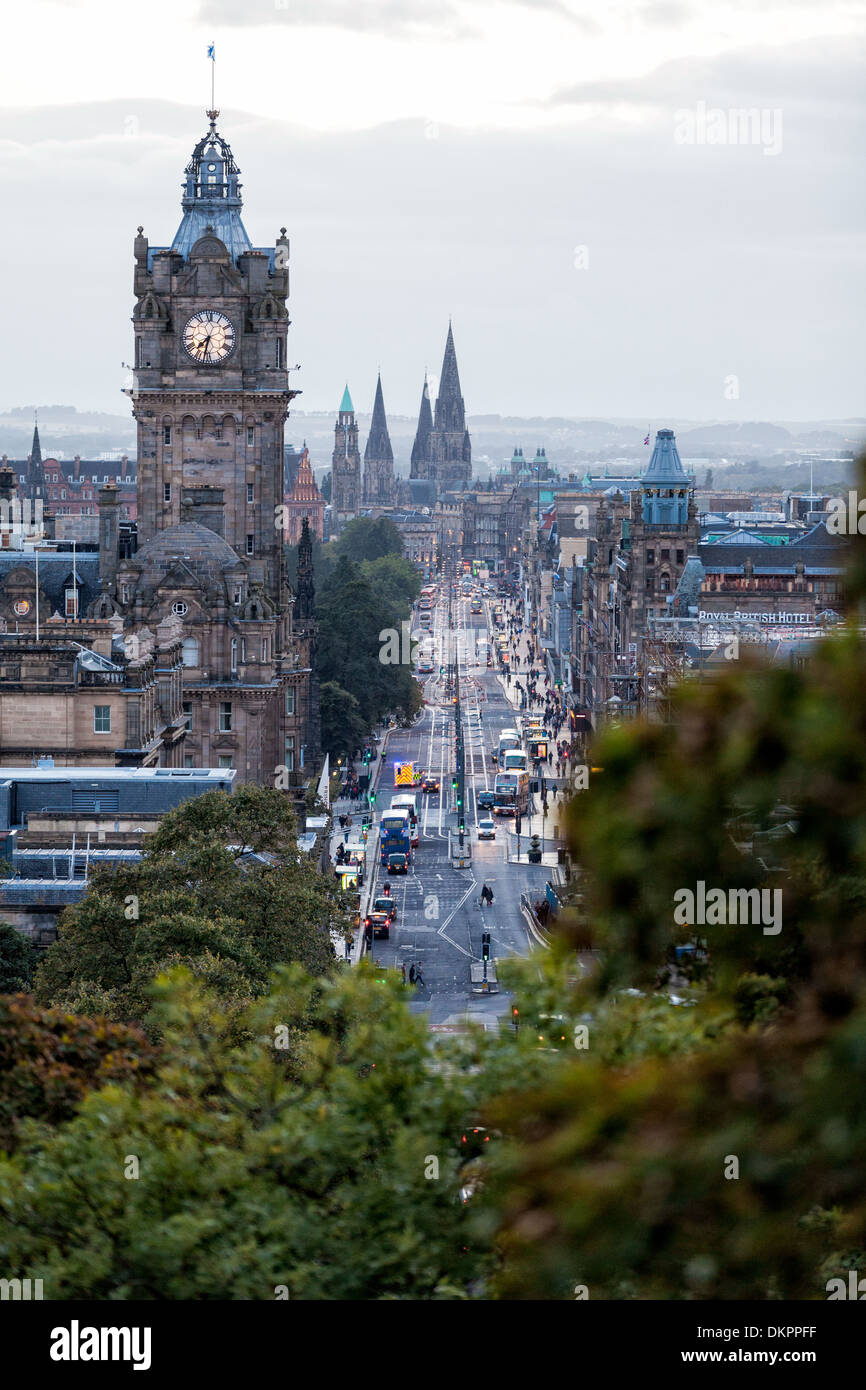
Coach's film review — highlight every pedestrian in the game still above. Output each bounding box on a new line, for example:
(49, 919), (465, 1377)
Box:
(409, 963), (416, 985)
(345, 936), (354, 961)
(401, 961), (407, 984)
(415, 962), (425, 987)
(339, 813), (346, 831)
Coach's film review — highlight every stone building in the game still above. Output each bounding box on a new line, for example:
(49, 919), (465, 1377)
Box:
(88, 110), (318, 786)
(0, 617), (186, 768)
(362, 374), (395, 507)
(283, 446), (324, 544)
(331, 384), (361, 530)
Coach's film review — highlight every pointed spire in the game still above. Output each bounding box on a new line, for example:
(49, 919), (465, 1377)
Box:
(410, 375), (434, 478)
(437, 322), (463, 413)
(364, 374), (393, 464)
(295, 517), (315, 621)
(339, 383), (354, 414)
(28, 417), (45, 487)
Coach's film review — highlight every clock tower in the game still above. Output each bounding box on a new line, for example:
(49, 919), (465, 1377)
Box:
(130, 112), (294, 605)
(110, 111), (319, 786)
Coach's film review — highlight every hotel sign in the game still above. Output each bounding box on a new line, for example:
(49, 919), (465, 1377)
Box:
(698, 609), (811, 624)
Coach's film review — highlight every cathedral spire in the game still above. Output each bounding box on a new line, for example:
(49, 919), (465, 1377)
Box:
(364, 374), (395, 506)
(410, 375), (433, 480)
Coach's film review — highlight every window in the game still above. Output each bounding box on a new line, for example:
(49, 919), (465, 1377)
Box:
(163, 425), (172, 446)
(661, 548), (670, 562)
(276, 338), (283, 368)
(94, 705), (111, 734)
(182, 701), (193, 731)
(61, 489), (66, 500)
(218, 755), (233, 769)
(121, 583), (130, 604)
(183, 755), (194, 768)
(247, 483), (254, 503)
(285, 688), (295, 716)
(219, 702), (233, 732)
(284, 735), (295, 772)
(262, 639), (268, 662)
(677, 549), (685, 566)
(233, 587), (242, 605)
(182, 636), (199, 666)
(247, 426), (254, 447)
(164, 483), (172, 503)
(231, 638), (238, 673)
(172, 601), (188, 616)
(65, 587), (78, 618)
(246, 534), (254, 556)
(646, 549), (655, 565)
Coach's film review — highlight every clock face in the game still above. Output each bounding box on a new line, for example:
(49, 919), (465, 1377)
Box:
(183, 309), (236, 365)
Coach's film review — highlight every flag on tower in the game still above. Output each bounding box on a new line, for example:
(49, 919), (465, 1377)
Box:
(207, 43), (215, 60)
(643, 431), (650, 446)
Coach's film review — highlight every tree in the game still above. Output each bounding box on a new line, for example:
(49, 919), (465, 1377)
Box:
(320, 681), (368, 761)
(0, 922), (39, 993)
(0, 966), (494, 1299)
(0, 994), (155, 1156)
(33, 789), (344, 1031)
(335, 516), (403, 565)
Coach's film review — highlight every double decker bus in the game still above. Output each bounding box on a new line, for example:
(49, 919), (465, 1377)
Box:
(380, 807), (412, 865)
(493, 770), (529, 818)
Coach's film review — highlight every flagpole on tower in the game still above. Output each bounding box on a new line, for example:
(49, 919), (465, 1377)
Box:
(207, 42), (216, 123)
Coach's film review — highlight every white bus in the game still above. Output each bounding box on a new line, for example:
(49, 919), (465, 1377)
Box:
(498, 729), (521, 761)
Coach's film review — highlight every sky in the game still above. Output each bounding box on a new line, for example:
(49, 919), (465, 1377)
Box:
(0, 0), (863, 422)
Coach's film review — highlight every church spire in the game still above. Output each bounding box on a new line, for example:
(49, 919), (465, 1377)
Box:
(364, 374), (395, 506)
(410, 375), (433, 479)
(28, 418), (45, 488)
(365, 375), (393, 464)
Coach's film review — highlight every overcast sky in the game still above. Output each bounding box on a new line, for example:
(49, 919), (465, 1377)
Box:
(0, 0), (863, 422)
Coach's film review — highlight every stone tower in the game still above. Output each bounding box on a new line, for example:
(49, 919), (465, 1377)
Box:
(428, 323), (471, 493)
(410, 375), (434, 481)
(112, 109), (317, 784)
(363, 374), (395, 507)
(331, 384), (361, 530)
(629, 428), (700, 628)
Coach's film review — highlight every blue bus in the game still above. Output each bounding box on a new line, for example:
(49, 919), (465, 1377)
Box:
(380, 807), (412, 866)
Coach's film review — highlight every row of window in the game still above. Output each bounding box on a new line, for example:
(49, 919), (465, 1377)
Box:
(646, 548), (685, 566)
(161, 483), (256, 505)
(163, 425), (259, 447)
(95, 692), (297, 743)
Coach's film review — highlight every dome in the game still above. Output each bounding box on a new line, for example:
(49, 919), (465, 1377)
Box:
(131, 523), (245, 588)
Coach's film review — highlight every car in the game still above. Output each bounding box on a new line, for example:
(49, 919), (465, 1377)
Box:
(367, 893), (397, 939)
(387, 852), (409, 874)
(421, 776), (440, 793)
(477, 817), (496, 839)
(477, 790), (495, 809)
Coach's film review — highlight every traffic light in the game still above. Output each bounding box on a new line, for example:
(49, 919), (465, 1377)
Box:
(369, 790), (376, 803)
(511, 1005), (520, 1030)
(452, 777), (458, 790)
(515, 814), (522, 835)
(481, 931), (490, 962)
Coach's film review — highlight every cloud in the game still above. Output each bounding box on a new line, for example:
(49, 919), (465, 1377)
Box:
(198, 0), (594, 38)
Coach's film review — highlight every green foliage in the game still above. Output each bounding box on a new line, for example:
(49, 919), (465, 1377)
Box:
(0, 922), (39, 993)
(0, 994), (154, 1156)
(33, 789), (345, 1032)
(0, 966), (492, 1299)
(334, 516), (404, 565)
(320, 681), (369, 761)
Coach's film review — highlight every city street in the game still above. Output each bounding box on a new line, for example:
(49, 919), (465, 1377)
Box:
(363, 584), (555, 1030)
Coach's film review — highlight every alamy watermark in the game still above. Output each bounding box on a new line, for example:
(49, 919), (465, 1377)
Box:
(674, 102), (783, 157)
(673, 881), (782, 935)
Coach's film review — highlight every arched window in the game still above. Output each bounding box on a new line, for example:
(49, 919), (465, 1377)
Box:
(182, 637), (199, 667)
(659, 572), (671, 593)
